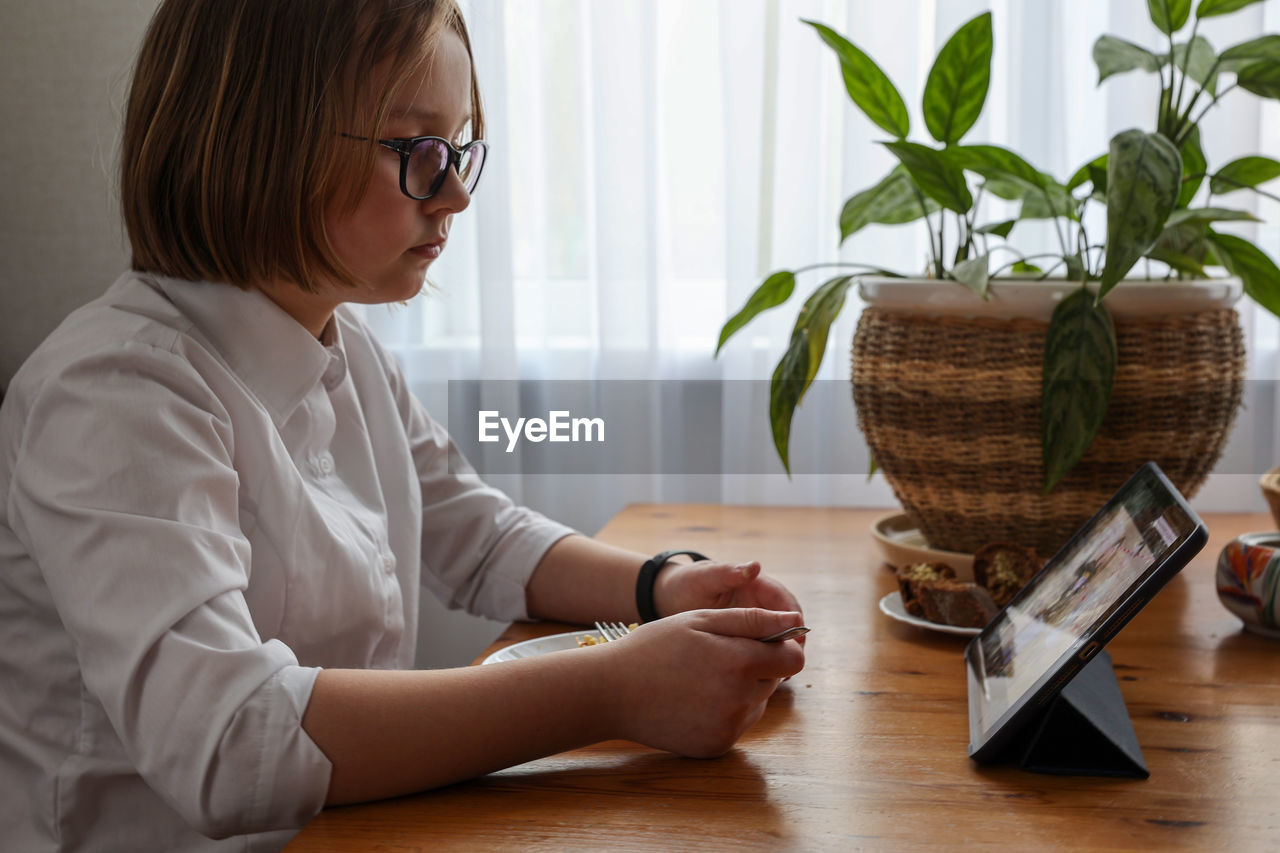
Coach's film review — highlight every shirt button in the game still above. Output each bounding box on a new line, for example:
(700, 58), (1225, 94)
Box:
(317, 453), (334, 476)
(381, 553), (397, 573)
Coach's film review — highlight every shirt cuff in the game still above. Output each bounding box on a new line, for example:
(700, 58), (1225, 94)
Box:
(474, 513), (578, 622)
(246, 660), (331, 832)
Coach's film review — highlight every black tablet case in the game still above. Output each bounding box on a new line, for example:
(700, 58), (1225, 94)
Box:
(1013, 650), (1148, 779)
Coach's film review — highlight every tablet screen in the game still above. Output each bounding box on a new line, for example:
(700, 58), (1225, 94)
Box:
(967, 464), (1201, 747)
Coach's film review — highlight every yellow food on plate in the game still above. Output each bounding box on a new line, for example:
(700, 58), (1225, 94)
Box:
(577, 623), (639, 646)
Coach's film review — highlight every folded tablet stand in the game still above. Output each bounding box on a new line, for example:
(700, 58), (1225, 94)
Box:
(1014, 650), (1149, 779)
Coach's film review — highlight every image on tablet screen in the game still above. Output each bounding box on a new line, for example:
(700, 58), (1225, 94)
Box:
(974, 478), (1187, 737)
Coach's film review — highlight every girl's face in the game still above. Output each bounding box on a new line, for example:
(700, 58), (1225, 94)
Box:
(264, 29), (476, 336)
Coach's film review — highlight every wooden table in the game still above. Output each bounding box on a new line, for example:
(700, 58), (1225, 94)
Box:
(288, 505), (1280, 851)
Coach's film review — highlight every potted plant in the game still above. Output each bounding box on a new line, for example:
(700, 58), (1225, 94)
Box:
(716, 1), (1280, 554)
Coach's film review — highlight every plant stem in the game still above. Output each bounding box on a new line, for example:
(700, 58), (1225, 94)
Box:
(1161, 26), (1178, 134)
(1179, 83), (1237, 147)
(1039, 186), (1070, 260)
(1035, 259), (1068, 280)
(989, 252), (1067, 277)
(1171, 18), (1199, 131)
(970, 185), (985, 259)
(791, 261), (907, 276)
(1077, 226), (1090, 278)
(938, 220), (946, 278)
(1172, 55), (1221, 144)
(910, 185), (941, 277)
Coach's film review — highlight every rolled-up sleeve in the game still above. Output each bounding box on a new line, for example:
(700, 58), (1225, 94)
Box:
(368, 338), (576, 622)
(6, 344), (331, 838)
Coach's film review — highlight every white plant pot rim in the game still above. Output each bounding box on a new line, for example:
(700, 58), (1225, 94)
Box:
(857, 276), (1243, 322)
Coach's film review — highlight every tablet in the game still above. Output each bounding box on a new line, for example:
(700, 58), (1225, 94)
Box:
(966, 462), (1207, 763)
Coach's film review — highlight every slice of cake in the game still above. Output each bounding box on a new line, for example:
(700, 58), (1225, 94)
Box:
(914, 578), (999, 629)
(895, 562), (956, 617)
(973, 543), (1042, 608)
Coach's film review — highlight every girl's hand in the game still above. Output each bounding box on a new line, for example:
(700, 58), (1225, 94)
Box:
(652, 560), (804, 629)
(599, 608), (806, 757)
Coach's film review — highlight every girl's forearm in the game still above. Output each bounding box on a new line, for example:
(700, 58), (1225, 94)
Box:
(301, 651), (617, 805)
(524, 534), (650, 624)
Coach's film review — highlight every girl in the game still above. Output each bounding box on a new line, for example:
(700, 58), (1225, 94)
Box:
(0, 1), (805, 850)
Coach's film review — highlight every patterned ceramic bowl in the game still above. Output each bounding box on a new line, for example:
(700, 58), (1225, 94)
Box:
(1217, 532), (1280, 639)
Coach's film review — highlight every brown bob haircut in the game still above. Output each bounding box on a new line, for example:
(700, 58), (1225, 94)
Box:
(121, 0), (484, 291)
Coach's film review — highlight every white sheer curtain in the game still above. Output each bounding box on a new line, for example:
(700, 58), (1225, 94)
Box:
(362, 0), (1280, 536)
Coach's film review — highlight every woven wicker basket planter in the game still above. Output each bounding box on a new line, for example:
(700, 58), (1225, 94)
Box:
(851, 278), (1245, 556)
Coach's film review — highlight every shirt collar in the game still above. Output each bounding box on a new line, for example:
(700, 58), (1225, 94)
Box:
(145, 274), (334, 426)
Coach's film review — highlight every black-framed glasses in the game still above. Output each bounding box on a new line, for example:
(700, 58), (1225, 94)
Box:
(343, 133), (488, 201)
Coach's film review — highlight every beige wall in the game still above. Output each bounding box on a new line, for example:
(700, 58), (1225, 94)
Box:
(0, 0), (155, 389)
(0, 0), (501, 668)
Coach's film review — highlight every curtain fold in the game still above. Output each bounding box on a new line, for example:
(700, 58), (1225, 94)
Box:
(365, 0), (1280, 534)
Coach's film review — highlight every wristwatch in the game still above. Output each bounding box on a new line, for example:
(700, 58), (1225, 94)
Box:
(635, 548), (709, 622)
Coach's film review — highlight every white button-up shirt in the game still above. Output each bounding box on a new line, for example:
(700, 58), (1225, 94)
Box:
(0, 272), (575, 851)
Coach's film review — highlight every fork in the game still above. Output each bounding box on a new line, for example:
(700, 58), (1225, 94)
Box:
(593, 621), (632, 642)
(593, 621), (809, 643)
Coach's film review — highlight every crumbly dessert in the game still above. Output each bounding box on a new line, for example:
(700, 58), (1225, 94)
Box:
(894, 544), (1040, 630)
(913, 578), (999, 629)
(895, 562), (956, 617)
(972, 542), (1042, 608)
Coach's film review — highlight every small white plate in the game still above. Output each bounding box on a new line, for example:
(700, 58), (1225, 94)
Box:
(878, 591), (981, 637)
(482, 630), (602, 664)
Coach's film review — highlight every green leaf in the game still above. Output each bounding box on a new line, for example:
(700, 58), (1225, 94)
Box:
(1206, 231), (1280, 318)
(1020, 183), (1079, 221)
(1166, 206), (1260, 226)
(839, 166), (937, 242)
(982, 177), (1027, 201)
(803, 20), (910, 138)
(1210, 155), (1280, 194)
(1197, 0), (1267, 19)
(1101, 129), (1182, 296)
(1153, 221), (1213, 264)
(1178, 126), (1206, 208)
(883, 141), (973, 213)
(922, 12), (993, 145)
(769, 329), (810, 475)
(1145, 246), (1208, 276)
(948, 145), (1077, 221)
(1237, 59), (1280, 98)
(1012, 260), (1043, 274)
(1148, 0), (1192, 34)
(1041, 287), (1118, 492)
(1067, 154), (1108, 193)
(975, 220), (1016, 238)
(1218, 35), (1280, 73)
(951, 254), (990, 296)
(716, 270), (795, 356)
(1093, 36), (1163, 83)
(1170, 37), (1219, 95)
(793, 276), (855, 389)
(948, 144), (1045, 190)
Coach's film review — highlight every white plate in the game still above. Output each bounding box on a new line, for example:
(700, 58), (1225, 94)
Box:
(482, 630), (602, 664)
(871, 513), (974, 580)
(878, 591), (981, 637)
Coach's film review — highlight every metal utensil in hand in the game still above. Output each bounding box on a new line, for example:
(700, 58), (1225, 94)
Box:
(757, 625), (810, 642)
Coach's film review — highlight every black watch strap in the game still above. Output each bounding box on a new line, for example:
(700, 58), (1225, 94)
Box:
(635, 549), (709, 623)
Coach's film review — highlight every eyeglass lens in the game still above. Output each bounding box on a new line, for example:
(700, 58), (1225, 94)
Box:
(408, 139), (485, 198)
